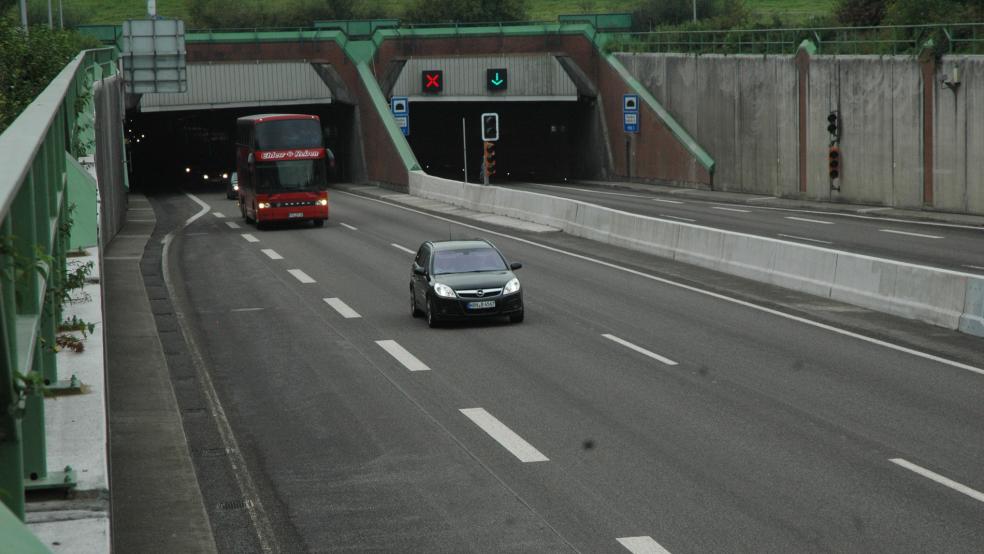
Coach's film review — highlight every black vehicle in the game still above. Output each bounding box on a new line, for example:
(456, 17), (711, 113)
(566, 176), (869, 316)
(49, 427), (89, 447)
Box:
(410, 239), (524, 327)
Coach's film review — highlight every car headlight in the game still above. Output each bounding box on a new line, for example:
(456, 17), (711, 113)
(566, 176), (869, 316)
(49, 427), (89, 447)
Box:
(503, 278), (520, 294)
(434, 283), (456, 299)
(232, 184), (239, 191)
(222, 173), (229, 179)
(203, 174), (209, 180)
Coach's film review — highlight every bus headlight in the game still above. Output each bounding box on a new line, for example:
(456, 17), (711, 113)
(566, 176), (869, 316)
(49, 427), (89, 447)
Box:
(258, 202), (270, 209)
(317, 198), (328, 206)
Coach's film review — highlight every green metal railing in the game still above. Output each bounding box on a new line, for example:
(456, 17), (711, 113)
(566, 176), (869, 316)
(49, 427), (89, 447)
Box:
(610, 23), (984, 55)
(0, 48), (116, 533)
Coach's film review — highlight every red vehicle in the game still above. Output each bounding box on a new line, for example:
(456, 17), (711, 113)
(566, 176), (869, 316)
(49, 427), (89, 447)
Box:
(236, 114), (329, 228)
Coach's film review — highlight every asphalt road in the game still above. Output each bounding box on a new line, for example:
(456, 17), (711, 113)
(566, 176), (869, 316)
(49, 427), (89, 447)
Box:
(504, 181), (984, 275)
(156, 188), (984, 553)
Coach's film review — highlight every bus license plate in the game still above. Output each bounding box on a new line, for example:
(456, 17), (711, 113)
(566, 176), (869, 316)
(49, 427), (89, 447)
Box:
(467, 300), (495, 309)
(288, 212), (304, 218)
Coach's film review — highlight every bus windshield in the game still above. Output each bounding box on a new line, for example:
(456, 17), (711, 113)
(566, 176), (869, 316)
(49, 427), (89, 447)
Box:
(254, 160), (325, 192)
(255, 119), (322, 150)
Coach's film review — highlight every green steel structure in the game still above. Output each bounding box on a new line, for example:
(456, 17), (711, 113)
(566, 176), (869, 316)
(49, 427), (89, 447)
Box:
(0, 46), (117, 542)
(610, 22), (984, 55)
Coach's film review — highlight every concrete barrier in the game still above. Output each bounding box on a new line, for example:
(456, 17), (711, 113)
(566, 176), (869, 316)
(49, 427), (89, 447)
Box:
(407, 170), (984, 337)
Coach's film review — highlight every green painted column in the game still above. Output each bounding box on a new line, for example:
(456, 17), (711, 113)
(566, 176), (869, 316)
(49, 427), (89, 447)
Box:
(66, 154), (99, 249)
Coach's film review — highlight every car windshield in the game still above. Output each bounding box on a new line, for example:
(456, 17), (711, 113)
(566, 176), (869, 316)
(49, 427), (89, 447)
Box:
(432, 248), (507, 275)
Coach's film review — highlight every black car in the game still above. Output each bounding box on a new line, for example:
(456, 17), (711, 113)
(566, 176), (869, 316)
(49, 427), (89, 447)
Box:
(410, 239), (524, 327)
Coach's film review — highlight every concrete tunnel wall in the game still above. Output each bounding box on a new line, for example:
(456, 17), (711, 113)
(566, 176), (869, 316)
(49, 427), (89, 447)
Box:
(617, 51), (984, 215)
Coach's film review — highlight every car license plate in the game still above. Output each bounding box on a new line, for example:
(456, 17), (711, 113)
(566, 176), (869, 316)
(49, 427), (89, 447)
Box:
(467, 300), (495, 309)
(288, 212), (304, 218)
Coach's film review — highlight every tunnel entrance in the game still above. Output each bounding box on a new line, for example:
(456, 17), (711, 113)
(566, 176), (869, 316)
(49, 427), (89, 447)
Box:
(406, 99), (603, 184)
(125, 103), (356, 195)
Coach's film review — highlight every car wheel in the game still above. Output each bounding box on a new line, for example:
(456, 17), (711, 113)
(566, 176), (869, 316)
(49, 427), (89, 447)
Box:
(426, 298), (440, 328)
(509, 311), (524, 324)
(312, 219), (325, 228)
(410, 287), (422, 318)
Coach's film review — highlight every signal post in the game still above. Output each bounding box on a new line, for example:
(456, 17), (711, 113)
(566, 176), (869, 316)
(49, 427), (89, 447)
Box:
(481, 113), (499, 185)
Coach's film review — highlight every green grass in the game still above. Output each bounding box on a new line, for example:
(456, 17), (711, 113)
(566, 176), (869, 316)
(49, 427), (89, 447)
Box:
(15, 0), (834, 27)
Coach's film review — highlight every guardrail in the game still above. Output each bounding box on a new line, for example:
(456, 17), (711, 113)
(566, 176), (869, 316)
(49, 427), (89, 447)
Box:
(610, 23), (984, 55)
(0, 47), (116, 533)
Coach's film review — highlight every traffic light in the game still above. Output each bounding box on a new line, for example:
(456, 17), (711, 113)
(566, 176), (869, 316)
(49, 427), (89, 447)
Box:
(483, 141), (497, 178)
(827, 110), (839, 140)
(828, 145), (840, 179)
(481, 112), (499, 142)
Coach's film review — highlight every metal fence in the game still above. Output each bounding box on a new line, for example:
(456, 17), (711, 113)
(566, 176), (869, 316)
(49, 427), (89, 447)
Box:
(0, 48), (116, 538)
(609, 23), (984, 56)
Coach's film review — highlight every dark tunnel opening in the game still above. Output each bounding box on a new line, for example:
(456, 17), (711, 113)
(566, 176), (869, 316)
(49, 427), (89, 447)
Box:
(125, 103), (355, 195)
(406, 99), (604, 184)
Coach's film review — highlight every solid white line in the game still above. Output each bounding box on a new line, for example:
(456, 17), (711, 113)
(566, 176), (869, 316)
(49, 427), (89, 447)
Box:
(746, 196), (777, 202)
(778, 234), (833, 245)
(213, 212), (226, 218)
(231, 307), (264, 312)
(225, 221), (241, 229)
(459, 408), (549, 463)
(375, 340), (430, 371)
(890, 458), (984, 504)
(858, 207), (891, 213)
(786, 216), (834, 225)
(652, 198), (685, 204)
(241, 234), (259, 243)
(602, 334), (678, 366)
(964, 265), (984, 272)
(261, 249), (283, 260)
(287, 269), (315, 283)
(391, 243), (416, 255)
(324, 298), (361, 319)
(712, 206), (750, 213)
(338, 191), (984, 377)
(880, 229), (944, 239)
(659, 214), (696, 223)
(617, 536), (673, 554)
(340, 222), (358, 231)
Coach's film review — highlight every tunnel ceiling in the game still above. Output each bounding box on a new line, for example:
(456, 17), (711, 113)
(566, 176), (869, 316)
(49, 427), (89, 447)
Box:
(391, 54), (579, 102)
(135, 61), (335, 112)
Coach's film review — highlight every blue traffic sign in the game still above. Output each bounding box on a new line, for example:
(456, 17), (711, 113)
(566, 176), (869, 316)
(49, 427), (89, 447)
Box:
(623, 93), (639, 133)
(391, 96), (409, 135)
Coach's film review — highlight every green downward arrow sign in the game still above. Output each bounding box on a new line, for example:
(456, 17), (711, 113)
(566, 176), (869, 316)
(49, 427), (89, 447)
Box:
(491, 72), (503, 86)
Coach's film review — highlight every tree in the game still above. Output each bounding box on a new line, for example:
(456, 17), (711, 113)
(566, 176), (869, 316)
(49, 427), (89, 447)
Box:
(835, 0), (887, 26)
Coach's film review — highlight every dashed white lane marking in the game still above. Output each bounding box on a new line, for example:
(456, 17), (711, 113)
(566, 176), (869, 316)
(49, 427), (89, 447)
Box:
(528, 182), (653, 199)
(324, 298), (361, 319)
(778, 234), (833, 245)
(340, 222), (358, 231)
(375, 340), (431, 371)
(746, 196), (777, 202)
(890, 458), (984, 504)
(712, 206), (750, 213)
(652, 198), (684, 204)
(241, 234), (259, 243)
(261, 249), (283, 260)
(459, 408), (549, 463)
(231, 307), (264, 312)
(602, 334), (678, 366)
(287, 269), (315, 283)
(225, 221), (241, 229)
(660, 214), (696, 223)
(213, 212), (226, 218)
(391, 243), (416, 255)
(858, 206), (891, 213)
(617, 536), (673, 554)
(964, 265), (984, 272)
(786, 216), (834, 225)
(880, 229), (944, 239)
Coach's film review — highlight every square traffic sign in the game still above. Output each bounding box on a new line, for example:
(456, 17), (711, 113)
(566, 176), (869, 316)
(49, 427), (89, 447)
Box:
(486, 68), (508, 91)
(422, 70), (443, 94)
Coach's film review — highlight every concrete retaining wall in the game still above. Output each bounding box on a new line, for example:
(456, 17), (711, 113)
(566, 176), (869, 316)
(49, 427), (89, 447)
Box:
(408, 171), (984, 336)
(618, 52), (984, 216)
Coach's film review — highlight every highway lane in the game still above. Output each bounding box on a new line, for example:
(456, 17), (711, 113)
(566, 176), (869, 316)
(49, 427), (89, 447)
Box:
(161, 189), (984, 553)
(505, 182), (984, 274)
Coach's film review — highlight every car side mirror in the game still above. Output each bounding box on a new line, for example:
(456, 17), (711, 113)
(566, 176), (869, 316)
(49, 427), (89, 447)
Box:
(510, 262), (522, 270)
(413, 264), (427, 276)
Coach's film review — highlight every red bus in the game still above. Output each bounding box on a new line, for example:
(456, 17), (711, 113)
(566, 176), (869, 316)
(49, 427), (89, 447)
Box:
(236, 114), (329, 228)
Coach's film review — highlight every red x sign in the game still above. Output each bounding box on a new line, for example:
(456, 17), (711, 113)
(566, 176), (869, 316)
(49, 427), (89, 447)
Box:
(422, 70), (443, 93)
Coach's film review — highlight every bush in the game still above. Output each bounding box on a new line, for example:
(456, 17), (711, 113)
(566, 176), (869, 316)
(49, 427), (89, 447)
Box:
(0, 18), (100, 134)
(403, 0), (529, 24)
(633, 0), (748, 31)
(835, 0), (886, 26)
(883, 0), (961, 25)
